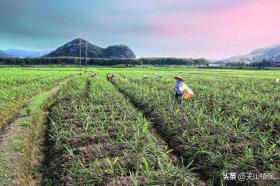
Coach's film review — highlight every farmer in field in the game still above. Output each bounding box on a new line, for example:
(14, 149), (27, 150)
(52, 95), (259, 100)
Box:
(174, 76), (194, 102)
(91, 72), (96, 78)
(107, 73), (114, 81)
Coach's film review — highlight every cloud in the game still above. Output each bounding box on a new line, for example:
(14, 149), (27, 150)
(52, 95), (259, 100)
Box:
(149, 0), (280, 58)
(0, 0), (279, 58)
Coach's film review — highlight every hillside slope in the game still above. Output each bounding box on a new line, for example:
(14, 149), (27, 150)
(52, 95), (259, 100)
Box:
(0, 50), (11, 58)
(217, 44), (280, 64)
(45, 38), (136, 58)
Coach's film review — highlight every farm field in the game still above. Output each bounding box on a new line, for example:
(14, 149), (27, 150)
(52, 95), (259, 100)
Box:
(44, 76), (195, 185)
(0, 68), (76, 128)
(0, 67), (279, 185)
(113, 69), (280, 185)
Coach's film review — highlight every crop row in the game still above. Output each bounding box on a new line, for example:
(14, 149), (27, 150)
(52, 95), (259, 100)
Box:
(44, 76), (197, 185)
(0, 68), (75, 128)
(113, 72), (280, 185)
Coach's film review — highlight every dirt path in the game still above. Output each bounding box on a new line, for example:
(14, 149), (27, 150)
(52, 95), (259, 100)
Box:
(0, 114), (27, 146)
(0, 111), (30, 185)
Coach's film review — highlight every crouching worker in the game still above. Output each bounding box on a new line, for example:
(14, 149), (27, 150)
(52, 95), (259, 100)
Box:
(107, 74), (114, 81)
(91, 72), (96, 78)
(174, 75), (194, 103)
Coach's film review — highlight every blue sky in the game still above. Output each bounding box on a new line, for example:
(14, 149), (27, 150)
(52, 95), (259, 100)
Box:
(0, 0), (280, 59)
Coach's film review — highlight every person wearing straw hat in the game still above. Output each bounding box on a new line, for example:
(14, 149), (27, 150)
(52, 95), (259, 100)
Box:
(174, 75), (194, 102)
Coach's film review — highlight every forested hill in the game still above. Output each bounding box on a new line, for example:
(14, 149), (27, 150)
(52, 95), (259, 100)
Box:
(44, 38), (136, 59)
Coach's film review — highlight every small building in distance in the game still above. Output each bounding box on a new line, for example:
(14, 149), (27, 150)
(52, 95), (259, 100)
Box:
(208, 64), (221, 67)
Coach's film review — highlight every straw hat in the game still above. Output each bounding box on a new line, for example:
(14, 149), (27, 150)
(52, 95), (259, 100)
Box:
(174, 75), (184, 81)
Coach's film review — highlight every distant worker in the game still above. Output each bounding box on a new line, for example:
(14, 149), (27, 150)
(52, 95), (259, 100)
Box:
(156, 74), (162, 79)
(107, 74), (114, 81)
(174, 76), (194, 102)
(91, 72), (96, 78)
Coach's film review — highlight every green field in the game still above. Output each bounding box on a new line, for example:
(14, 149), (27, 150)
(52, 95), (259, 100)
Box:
(0, 67), (279, 185)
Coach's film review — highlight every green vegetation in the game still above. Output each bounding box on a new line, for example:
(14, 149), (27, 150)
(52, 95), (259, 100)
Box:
(44, 38), (136, 59)
(44, 76), (196, 185)
(0, 73), (71, 185)
(112, 69), (280, 185)
(0, 68), (74, 128)
(226, 60), (280, 68)
(16, 79), (70, 184)
(0, 57), (208, 66)
(0, 67), (279, 185)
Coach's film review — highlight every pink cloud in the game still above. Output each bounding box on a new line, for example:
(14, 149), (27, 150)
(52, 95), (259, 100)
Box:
(151, 0), (280, 58)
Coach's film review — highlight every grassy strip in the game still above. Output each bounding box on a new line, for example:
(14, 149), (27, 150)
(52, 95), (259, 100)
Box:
(0, 78), (71, 185)
(0, 75), (72, 129)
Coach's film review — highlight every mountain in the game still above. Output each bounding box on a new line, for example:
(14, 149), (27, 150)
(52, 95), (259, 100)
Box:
(217, 44), (280, 64)
(45, 38), (136, 58)
(45, 38), (103, 58)
(4, 49), (50, 58)
(0, 50), (11, 58)
(102, 45), (136, 58)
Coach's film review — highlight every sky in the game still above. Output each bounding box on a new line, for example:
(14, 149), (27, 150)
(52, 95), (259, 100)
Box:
(0, 0), (280, 59)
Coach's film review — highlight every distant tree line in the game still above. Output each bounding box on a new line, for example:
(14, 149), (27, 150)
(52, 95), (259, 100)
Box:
(140, 58), (207, 65)
(0, 57), (208, 66)
(225, 62), (247, 67)
(250, 59), (280, 67)
(226, 59), (280, 67)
